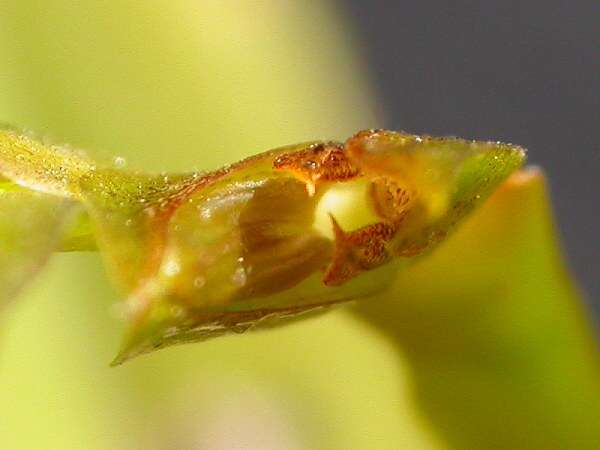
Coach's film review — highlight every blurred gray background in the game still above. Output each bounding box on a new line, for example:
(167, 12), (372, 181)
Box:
(340, 0), (599, 308)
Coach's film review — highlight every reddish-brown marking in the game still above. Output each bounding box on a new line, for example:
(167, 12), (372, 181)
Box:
(270, 136), (422, 285)
(369, 178), (413, 224)
(273, 142), (361, 194)
(323, 216), (398, 286)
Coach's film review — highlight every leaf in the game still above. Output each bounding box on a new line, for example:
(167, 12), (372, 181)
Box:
(0, 128), (525, 364)
(0, 183), (80, 305)
(354, 168), (600, 449)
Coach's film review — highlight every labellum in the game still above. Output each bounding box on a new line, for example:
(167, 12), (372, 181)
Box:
(0, 127), (525, 363)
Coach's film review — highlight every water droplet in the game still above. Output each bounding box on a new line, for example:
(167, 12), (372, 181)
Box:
(231, 266), (247, 286)
(125, 219), (133, 227)
(164, 259), (181, 277)
(198, 207), (212, 220)
(113, 156), (127, 168)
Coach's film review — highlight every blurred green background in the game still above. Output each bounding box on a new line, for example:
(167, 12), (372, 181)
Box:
(0, 2), (441, 449)
(0, 2), (598, 449)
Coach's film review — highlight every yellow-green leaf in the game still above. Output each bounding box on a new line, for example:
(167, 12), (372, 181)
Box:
(355, 168), (600, 449)
(0, 185), (79, 304)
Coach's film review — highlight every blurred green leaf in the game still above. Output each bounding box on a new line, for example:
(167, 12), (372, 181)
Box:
(0, 185), (78, 304)
(355, 168), (600, 449)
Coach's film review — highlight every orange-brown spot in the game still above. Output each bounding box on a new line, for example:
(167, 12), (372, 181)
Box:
(273, 142), (361, 195)
(323, 215), (398, 286)
(370, 177), (414, 224)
